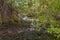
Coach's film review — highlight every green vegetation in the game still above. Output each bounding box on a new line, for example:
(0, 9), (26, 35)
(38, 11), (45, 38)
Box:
(0, 0), (60, 40)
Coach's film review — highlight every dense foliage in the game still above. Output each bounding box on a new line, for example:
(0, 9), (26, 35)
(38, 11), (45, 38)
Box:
(0, 0), (60, 40)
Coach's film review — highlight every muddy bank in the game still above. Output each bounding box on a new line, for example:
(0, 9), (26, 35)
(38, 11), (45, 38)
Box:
(0, 27), (55, 40)
(0, 27), (40, 40)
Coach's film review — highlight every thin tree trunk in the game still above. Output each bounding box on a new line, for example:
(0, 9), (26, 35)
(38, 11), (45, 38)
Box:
(1, 0), (8, 24)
